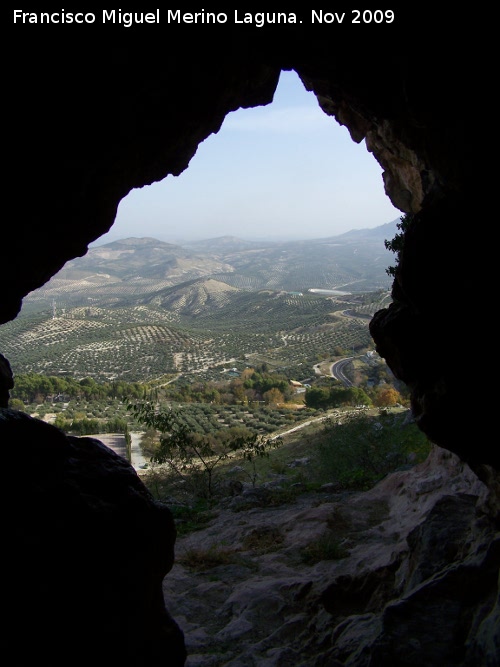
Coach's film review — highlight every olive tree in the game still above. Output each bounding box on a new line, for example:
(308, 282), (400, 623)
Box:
(128, 401), (278, 500)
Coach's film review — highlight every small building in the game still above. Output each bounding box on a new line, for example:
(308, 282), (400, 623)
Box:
(289, 380), (303, 392)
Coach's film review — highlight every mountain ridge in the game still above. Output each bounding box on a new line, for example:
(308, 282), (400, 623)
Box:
(3, 220), (399, 382)
(24, 219), (399, 313)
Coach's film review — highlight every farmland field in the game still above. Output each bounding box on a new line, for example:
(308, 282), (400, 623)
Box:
(1, 229), (396, 383)
(0, 289), (391, 383)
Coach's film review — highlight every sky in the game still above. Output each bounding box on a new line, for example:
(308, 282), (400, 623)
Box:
(96, 70), (400, 245)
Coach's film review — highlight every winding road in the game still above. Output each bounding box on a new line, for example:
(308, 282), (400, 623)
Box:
(330, 357), (354, 387)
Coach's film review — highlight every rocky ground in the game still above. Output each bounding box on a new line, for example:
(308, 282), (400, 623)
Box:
(162, 447), (498, 667)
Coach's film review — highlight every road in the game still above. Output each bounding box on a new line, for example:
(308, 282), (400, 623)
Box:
(94, 432), (148, 471)
(129, 432), (148, 470)
(313, 357), (355, 387)
(269, 413), (332, 440)
(330, 357), (354, 387)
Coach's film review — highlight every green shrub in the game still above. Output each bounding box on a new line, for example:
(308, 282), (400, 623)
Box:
(241, 526), (284, 554)
(177, 543), (239, 570)
(315, 410), (430, 491)
(300, 532), (349, 564)
(168, 500), (217, 536)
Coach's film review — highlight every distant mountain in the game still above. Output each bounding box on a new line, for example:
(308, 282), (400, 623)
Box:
(317, 219), (400, 243)
(184, 221), (400, 252)
(58, 236), (234, 281)
(24, 222), (397, 313)
(7, 224), (399, 381)
(183, 235), (275, 254)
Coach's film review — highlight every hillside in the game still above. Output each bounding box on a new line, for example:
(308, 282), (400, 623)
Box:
(57, 236), (234, 281)
(0, 223), (398, 382)
(22, 222), (398, 312)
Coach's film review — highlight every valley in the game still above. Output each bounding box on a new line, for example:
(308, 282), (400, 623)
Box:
(0, 224), (397, 385)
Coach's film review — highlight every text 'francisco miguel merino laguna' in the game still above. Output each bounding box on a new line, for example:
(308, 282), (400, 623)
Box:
(13, 10), (305, 28)
(14, 9), (397, 27)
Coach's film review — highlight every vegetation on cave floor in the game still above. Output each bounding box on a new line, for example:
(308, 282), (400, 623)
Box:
(137, 406), (432, 539)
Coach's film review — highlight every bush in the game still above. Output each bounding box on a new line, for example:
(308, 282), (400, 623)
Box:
(315, 410), (430, 491)
(300, 532), (349, 564)
(168, 500), (217, 536)
(177, 543), (239, 571)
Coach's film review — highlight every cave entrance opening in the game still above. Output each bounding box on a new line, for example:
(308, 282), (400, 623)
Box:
(4, 68), (408, 450)
(98, 69), (399, 246)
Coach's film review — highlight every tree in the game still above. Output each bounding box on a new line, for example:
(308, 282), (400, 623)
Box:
(128, 401), (277, 500)
(8, 398), (25, 411)
(54, 413), (70, 431)
(305, 386), (331, 409)
(385, 213), (414, 276)
(263, 387), (284, 405)
(343, 387), (372, 407)
(230, 379), (247, 403)
(373, 386), (402, 407)
(241, 368), (255, 382)
(140, 427), (161, 459)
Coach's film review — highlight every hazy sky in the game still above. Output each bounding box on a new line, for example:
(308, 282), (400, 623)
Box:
(97, 70), (400, 245)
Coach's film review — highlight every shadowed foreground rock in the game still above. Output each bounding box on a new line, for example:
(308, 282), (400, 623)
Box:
(1, 409), (186, 667)
(164, 447), (499, 667)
